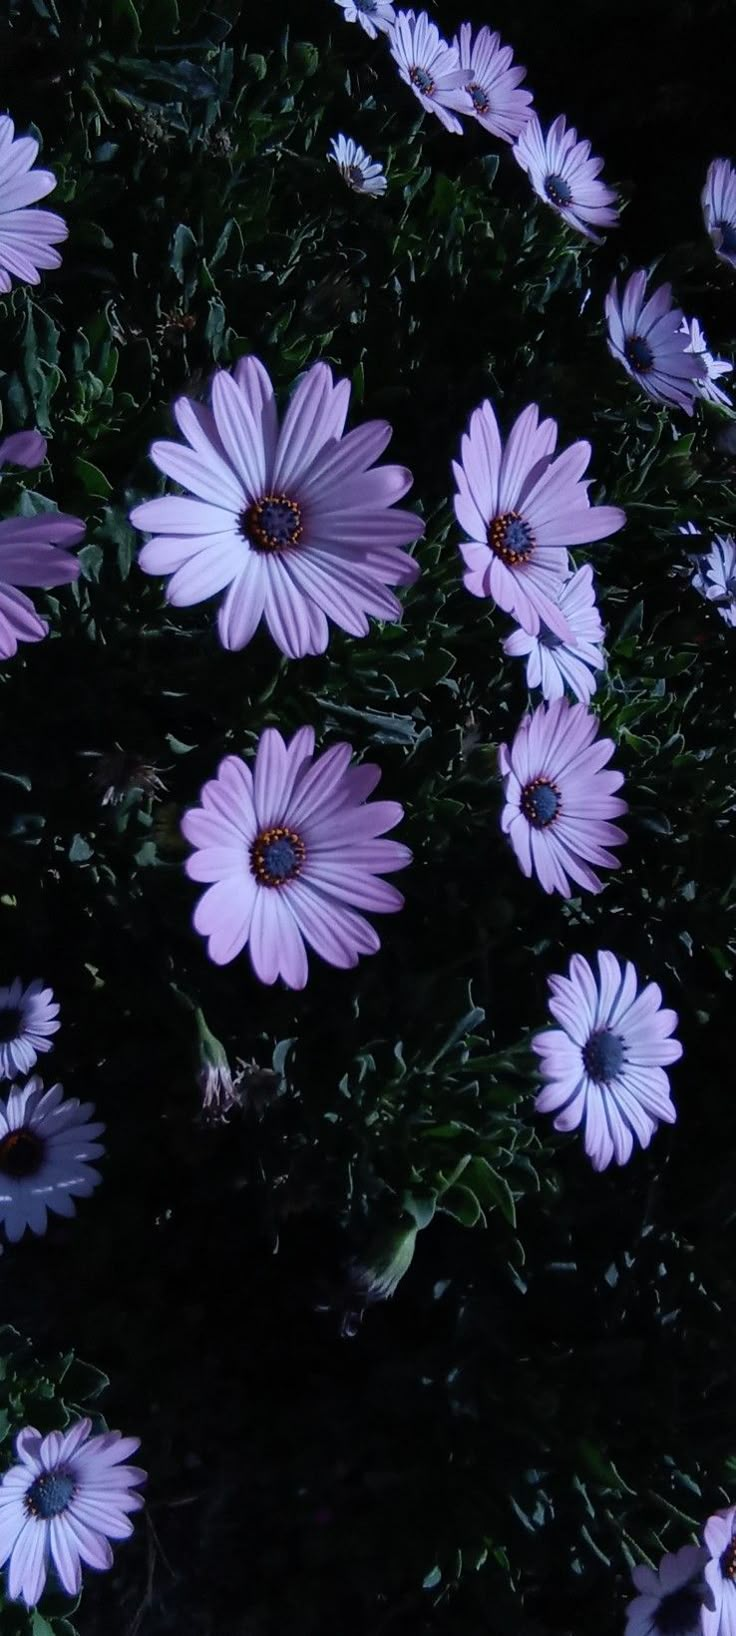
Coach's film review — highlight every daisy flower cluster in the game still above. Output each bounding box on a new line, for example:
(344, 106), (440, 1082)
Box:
(0, 0), (735, 1621)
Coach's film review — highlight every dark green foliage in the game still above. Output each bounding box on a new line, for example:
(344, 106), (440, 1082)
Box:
(0, 0), (735, 1632)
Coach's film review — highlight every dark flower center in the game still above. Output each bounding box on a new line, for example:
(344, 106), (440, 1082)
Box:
(410, 65), (435, 96)
(347, 164), (366, 189)
(0, 1005), (22, 1045)
(356, 0), (378, 10)
(243, 494), (303, 554)
(488, 511), (535, 566)
(250, 825), (306, 888)
(625, 335), (654, 374)
(545, 172), (573, 208)
(721, 1537), (736, 1580)
(583, 1028), (626, 1083)
(0, 1128), (45, 1179)
(25, 1470), (76, 1520)
(521, 777), (561, 828)
(716, 219), (736, 256)
(469, 82), (490, 114)
(654, 1583), (704, 1636)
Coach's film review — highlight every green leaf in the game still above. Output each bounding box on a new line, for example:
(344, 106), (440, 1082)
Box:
(73, 458), (112, 499)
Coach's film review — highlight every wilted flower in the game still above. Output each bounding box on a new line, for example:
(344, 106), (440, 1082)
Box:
(702, 158), (736, 271)
(691, 533), (736, 627)
(503, 563), (605, 703)
(87, 746), (168, 807)
(389, 11), (472, 135)
(605, 270), (706, 415)
(0, 115), (67, 292)
(625, 1545), (712, 1636)
(183, 727), (411, 988)
(703, 1505), (736, 1635)
(341, 1211), (418, 1334)
(194, 1008), (238, 1120)
(328, 135), (387, 196)
(513, 113), (619, 242)
(131, 356), (422, 659)
(533, 950), (681, 1170)
(453, 398), (624, 637)
(681, 316), (733, 408)
(333, 0), (396, 39)
(453, 22), (533, 144)
(499, 697), (627, 896)
(0, 1077), (104, 1242)
(0, 1419), (145, 1606)
(0, 979), (59, 1081)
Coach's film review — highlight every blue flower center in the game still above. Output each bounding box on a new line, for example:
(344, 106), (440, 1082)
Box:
(409, 65), (436, 96)
(545, 172), (573, 208)
(469, 82), (490, 114)
(625, 335), (654, 374)
(347, 164), (366, 189)
(356, 0), (377, 11)
(25, 1470), (76, 1520)
(717, 220), (736, 256)
(583, 1028), (626, 1083)
(488, 511), (535, 566)
(244, 494), (303, 553)
(521, 777), (560, 828)
(0, 1004), (21, 1044)
(250, 825), (306, 888)
(0, 1128), (44, 1179)
(654, 1583), (704, 1636)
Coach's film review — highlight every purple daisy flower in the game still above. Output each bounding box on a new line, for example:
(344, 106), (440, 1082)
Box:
(131, 357), (422, 659)
(625, 1545), (712, 1636)
(329, 135), (387, 196)
(0, 428), (83, 658)
(681, 316), (733, 409)
(0, 977), (60, 1081)
(453, 399), (625, 638)
(0, 1077), (105, 1242)
(703, 1506), (736, 1636)
(333, 0), (396, 38)
(512, 113), (619, 243)
(605, 271), (707, 415)
(533, 951), (681, 1170)
(0, 115), (67, 293)
(702, 158), (736, 271)
(182, 727), (411, 989)
(389, 11), (472, 135)
(499, 697), (627, 896)
(691, 533), (736, 628)
(453, 23), (533, 145)
(0, 1418), (145, 1607)
(503, 563), (605, 703)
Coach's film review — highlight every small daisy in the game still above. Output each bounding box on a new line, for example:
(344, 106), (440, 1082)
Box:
(333, 0), (396, 39)
(389, 11), (472, 136)
(681, 316), (732, 408)
(533, 950), (681, 1171)
(625, 1545), (713, 1636)
(453, 398), (625, 638)
(0, 1077), (105, 1243)
(499, 697), (627, 897)
(513, 113), (619, 243)
(503, 563), (605, 703)
(0, 1418), (145, 1607)
(0, 115), (67, 293)
(702, 158), (736, 271)
(328, 135), (387, 197)
(183, 727), (411, 989)
(703, 1505), (736, 1636)
(691, 533), (736, 628)
(605, 270), (706, 415)
(0, 978), (60, 1080)
(453, 22), (533, 145)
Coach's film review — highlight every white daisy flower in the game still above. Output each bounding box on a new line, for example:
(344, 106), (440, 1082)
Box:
(503, 563), (605, 703)
(681, 316), (733, 408)
(0, 979), (60, 1081)
(389, 10), (472, 135)
(332, 0), (396, 40)
(0, 1077), (105, 1242)
(691, 532), (736, 627)
(328, 135), (387, 196)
